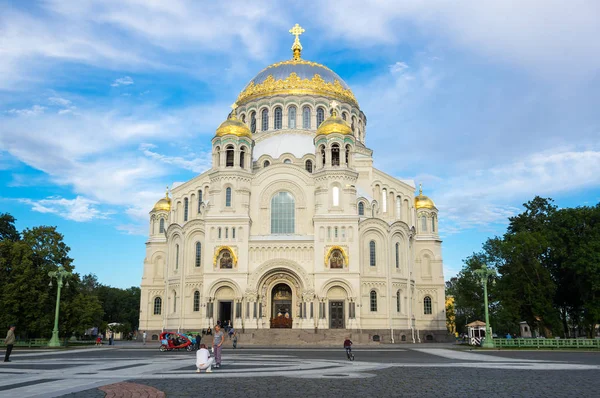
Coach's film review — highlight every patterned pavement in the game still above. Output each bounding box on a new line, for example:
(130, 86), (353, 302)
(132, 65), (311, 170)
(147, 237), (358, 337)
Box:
(1, 345), (599, 397)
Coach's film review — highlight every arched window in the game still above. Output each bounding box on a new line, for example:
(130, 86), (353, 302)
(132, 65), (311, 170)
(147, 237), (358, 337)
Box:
(241, 113), (246, 123)
(320, 145), (326, 167)
(283, 158), (292, 164)
(331, 144), (340, 166)
(302, 106), (311, 129)
(198, 190), (203, 212)
(382, 188), (387, 213)
(305, 160), (313, 173)
(250, 111), (256, 133)
(316, 107), (325, 126)
(397, 290), (401, 313)
(396, 196), (401, 219)
(218, 227), (221, 239)
(193, 291), (200, 312)
(173, 291), (177, 312)
(395, 242), (400, 269)
(226, 145), (234, 167)
(351, 117), (356, 134)
(240, 146), (246, 168)
(358, 202), (364, 216)
(421, 216), (427, 232)
(288, 106), (297, 128)
(232, 227), (236, 239)
(369, 240), (376, 266)
(225, 227), (228, 239)
(432, 215), (436, 232)
(183, 198), (189, 221)
(261, 108), (269, 131)
(345, 145), (350, 165)
(342, 112), (347, 121)
(271, 191), (295, 234)
(153, 297), (162, 315)
(333, 186), (340, 207)
(159, 218), (165, 233)
(274, 106), (282, 129)
(424, 296), (432, 315)
(263, 160), (270, 167)
(225, 187), (232, 207)
(195, 242), (201, 267)
(370, 290), (377, 312)
(175, 244), (179, 269)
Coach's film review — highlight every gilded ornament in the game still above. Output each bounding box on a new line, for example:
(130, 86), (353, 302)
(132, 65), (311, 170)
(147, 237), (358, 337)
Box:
(213, 246), (238, 267)
(415, 183), (436, 209)
(324, 246), (349, 267)
(215, 105), (252, 138)
(316, 109), (353, 136)
(236, 72), (358, 106)
(152, 186), (171, 212)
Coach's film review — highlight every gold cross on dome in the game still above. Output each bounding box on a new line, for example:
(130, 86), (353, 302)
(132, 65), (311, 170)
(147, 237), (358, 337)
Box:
(230, 102), (238, 118)
(289, 23), (305, 60)
(289, 23), (305, 41)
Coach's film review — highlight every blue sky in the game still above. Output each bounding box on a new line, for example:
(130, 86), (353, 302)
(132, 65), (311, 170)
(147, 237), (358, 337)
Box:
(1, 0), (599, 288)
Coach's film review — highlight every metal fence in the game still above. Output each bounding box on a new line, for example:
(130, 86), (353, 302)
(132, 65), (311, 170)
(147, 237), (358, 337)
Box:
(493, 338), (600, 349)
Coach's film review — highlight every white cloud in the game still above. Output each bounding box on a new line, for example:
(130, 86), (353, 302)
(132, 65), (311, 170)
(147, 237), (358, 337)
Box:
(48, 97), (72, 107)
(314, 0), (600, 81)
(6, 105), (46, 116)
(389, 61), (409, 74)
(432, 149), (600, 233)
(140, 144), (212, 174)
(18, 196), (109, 222)
(111, 76), (134, 87)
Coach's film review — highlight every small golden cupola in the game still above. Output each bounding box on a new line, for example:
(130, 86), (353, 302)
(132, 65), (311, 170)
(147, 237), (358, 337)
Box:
(215, 104), (252, 138)
(316, 103), (353, 136)
(152, 187), (171, 212)
(415, 184), (436, 210)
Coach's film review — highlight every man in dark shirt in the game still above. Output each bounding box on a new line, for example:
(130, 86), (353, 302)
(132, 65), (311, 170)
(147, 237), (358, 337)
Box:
(343, 337), (352, 355)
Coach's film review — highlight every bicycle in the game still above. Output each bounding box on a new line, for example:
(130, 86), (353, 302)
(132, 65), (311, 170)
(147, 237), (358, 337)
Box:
(345, 347), (354, 361)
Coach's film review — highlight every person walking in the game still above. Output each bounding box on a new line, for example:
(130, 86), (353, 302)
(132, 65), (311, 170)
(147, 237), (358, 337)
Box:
(212, 325), (224, 368)
(195, 332), (201, 350)
(142, 331), (147, 345)
(4, 325), (16, 362)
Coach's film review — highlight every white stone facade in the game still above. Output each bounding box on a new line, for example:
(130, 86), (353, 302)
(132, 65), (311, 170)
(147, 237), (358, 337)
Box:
(139, 58), (446, 343)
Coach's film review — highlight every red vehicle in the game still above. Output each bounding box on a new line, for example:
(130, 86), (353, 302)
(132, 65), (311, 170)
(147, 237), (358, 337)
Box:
(159, 331), (194, 352)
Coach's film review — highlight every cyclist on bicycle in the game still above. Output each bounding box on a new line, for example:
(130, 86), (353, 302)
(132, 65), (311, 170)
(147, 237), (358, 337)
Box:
(343, 337), (353, 356)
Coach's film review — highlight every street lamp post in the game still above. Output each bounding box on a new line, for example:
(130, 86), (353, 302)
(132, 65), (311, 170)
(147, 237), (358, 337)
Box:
(48, 266), (72, 347)
(474, 264), (496, 348)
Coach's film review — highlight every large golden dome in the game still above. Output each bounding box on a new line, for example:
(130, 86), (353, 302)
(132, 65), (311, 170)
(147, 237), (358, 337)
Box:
(316, 110), (352, 136)
(215, 112), (252, 138)
(152, 188), (171, 212)
(415, 185), (436, 210)
(235, 24), (358, 107)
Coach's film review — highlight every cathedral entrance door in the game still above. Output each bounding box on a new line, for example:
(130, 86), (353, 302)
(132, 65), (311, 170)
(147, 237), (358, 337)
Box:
(329, 301), (345, 329)
(218, 301), (232, 326)
(270, 283), (293, 328)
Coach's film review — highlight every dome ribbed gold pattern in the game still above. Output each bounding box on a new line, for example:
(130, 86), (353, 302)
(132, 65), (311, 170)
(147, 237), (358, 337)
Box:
(215, 113), (252, 138)
(152, 187), (171, 212)
(415, 184), (436, 210)
(316, 110), (353, 136)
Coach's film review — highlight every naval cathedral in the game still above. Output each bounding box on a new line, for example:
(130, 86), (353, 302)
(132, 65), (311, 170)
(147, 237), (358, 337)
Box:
(139, 25), (446, 343)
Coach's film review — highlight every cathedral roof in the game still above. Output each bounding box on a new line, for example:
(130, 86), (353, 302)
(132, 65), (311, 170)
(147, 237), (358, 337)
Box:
(415, 184), (436, 210)
(215, 110), (252, 138)
(235, 24), (358, 107)
(316, 109), (353, 136)
(152, 188), (171, 212)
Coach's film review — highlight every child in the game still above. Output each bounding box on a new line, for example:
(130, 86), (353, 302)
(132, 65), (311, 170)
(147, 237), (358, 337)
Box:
(232, 331), (238, 349)
(343, 336), (352, 355)
(196, 344), (214, 373)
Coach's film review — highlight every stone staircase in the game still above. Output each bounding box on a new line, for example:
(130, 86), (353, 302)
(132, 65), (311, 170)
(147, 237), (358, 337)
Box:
(201, 329), (382, 347)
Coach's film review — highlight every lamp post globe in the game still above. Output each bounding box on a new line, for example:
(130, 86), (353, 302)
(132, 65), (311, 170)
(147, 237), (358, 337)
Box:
(48, 265), (72, 347)
(474, 264), (496, 349)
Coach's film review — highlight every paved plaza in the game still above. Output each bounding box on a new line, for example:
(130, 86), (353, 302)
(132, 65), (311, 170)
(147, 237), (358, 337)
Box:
(1, 344), (599, 397)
